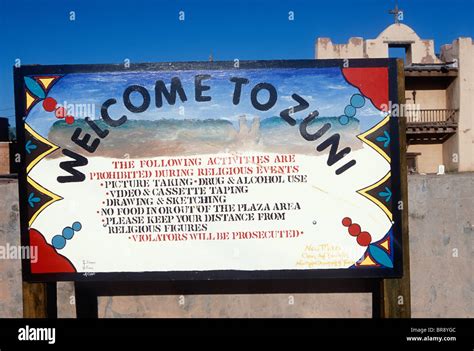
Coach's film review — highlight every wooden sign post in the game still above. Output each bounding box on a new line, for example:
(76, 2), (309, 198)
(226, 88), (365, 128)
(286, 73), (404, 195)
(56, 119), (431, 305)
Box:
(378, 59), (411, 318)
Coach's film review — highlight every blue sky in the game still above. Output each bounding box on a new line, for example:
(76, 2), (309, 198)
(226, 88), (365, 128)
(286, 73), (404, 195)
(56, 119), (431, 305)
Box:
(1, 0), (473, 129)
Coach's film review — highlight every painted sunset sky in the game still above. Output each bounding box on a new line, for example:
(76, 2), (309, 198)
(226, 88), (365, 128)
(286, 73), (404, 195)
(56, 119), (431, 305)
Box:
(27, 66), (386, 137)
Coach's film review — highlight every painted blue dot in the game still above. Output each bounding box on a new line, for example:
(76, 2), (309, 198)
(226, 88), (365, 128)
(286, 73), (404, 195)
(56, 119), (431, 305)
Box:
(344, 105), (356, 117)
(62, 227), (74, 240)
(338, 115), (350, 125)
(350, 94), (365, 108)
(52, 235), (66, 250)
(72, 222), (82, 231)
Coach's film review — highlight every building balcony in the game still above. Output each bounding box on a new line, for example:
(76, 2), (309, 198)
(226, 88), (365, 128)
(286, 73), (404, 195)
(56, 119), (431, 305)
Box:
(404, 64), (458, 90)
(406, 109), (458, 144)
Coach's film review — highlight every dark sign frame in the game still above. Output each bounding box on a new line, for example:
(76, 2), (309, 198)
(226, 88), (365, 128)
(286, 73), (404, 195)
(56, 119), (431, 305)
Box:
(15, 59), (403, 283)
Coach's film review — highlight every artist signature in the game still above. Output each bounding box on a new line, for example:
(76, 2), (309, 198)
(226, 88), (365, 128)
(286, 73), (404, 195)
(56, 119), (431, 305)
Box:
(82, 272), (96, 277)
(82, 259), (96, 274)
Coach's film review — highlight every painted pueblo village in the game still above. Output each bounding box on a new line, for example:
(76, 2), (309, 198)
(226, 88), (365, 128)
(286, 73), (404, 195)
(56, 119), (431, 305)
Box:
(0, 1), (472, 320)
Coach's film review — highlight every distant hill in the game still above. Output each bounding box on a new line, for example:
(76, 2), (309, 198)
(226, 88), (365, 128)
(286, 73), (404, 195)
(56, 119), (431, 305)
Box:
(50, 118), (237, 142)
(260, 116), (359, 129)
(47, 116), (362, 158)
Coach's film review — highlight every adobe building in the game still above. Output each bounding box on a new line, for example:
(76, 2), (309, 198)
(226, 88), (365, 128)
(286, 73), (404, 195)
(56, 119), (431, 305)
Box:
(0, 117), (10, 174)
(316, 23), (474, 174)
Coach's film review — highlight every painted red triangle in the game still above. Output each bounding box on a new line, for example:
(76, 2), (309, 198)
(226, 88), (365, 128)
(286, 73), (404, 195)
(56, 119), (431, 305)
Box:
(342, 67), (389, 111)
(30, 228), (76, 274)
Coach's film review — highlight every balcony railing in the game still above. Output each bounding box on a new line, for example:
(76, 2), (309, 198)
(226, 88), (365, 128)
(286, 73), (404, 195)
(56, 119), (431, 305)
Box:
(405, 109), (458, 125)
(405, 109), (458, 144)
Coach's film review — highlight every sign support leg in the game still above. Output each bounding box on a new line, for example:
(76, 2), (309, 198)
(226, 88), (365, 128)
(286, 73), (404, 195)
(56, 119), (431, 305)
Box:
(378, 59), (411, 318)
(75, 282), (99, 318)
(22, 282), (57, 318)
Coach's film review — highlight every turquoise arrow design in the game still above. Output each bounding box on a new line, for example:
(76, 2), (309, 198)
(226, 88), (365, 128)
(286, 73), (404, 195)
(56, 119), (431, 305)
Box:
(28, 192), (40, 208)
(376, 131), (391, 148)
(378, 187), (392, 202)
(369, 244), (393, 268)
(25, 140), (37, 154)
(24, 77), (46, 99)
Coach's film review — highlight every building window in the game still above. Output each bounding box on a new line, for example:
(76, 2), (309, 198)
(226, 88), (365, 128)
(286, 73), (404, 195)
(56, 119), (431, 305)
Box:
(406, 152), (421, 174)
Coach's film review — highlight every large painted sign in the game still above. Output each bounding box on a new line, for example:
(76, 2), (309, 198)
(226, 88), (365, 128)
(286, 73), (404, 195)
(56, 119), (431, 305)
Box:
(15, 60), (402, 281)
